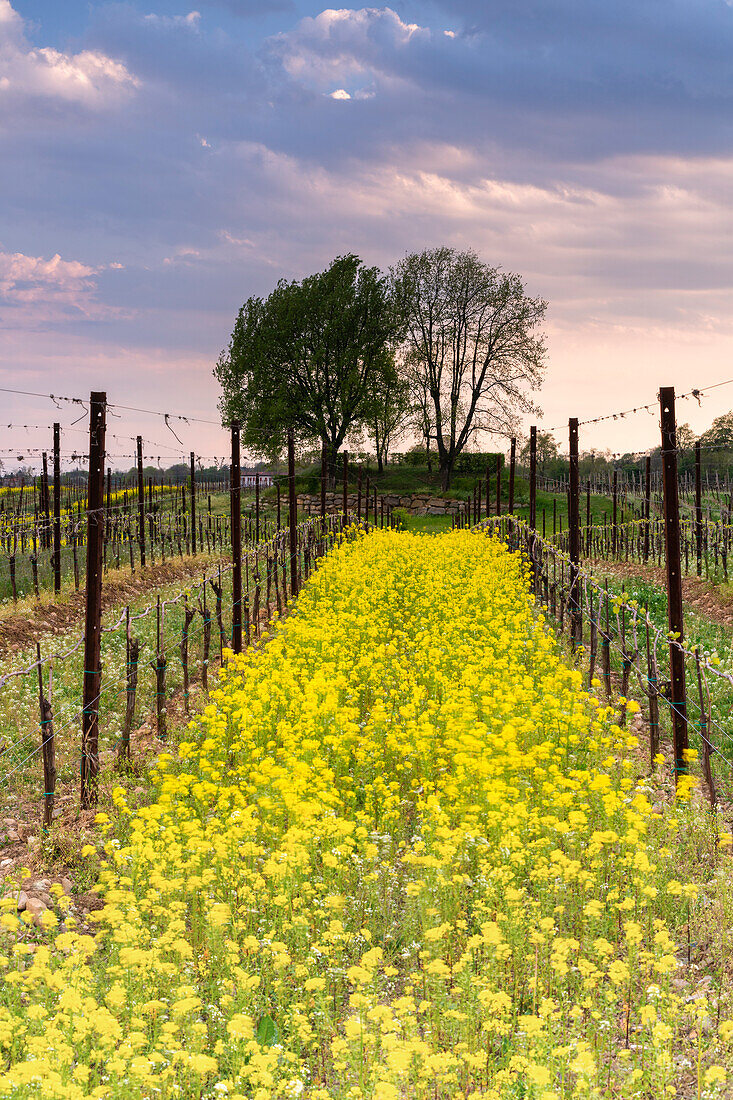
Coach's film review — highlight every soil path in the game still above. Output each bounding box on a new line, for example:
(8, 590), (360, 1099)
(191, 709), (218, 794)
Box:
(588, 559), (733, 630)
(0, 554), (225, 658)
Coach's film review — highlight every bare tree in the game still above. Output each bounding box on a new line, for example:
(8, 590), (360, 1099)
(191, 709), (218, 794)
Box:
(394, 247), (547, 488)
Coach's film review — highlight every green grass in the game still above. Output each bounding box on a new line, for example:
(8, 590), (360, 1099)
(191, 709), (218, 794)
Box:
(395, 511), (453, 534)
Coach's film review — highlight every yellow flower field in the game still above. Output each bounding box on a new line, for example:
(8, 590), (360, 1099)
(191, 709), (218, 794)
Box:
(0, 527), (729, 1098)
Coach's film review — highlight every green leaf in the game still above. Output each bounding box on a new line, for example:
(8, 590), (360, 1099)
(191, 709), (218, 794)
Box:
(256, 1014), (279, 1047)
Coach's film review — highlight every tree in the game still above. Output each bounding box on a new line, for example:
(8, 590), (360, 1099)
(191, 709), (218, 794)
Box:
(393, 247), (547, 488)
(215, 255), (403, 473)
(520, 431), (559, 473)
(365, 362), (411, 472)
(699, 412), (733, 452)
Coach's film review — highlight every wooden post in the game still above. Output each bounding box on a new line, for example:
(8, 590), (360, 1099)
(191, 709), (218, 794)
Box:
(695, 439), (703, 577)
(288, 428), (298, 599)
(529, 427), (537, 529)
(509, 438), (516, 513)
(231, 423), (242, 653)
(342, 449), (348, 518)
(357, 468), (362, 522)
(568, 418), (581, 645)
(119, 608), (138, 766)
(255, 471), (260, 544)
(643, 455), (651, 563)
(36, 645), (55, 830)
(53, 423), (61, 594)
(659, 386), (688, 782)
(276, 480), (281, 530)
(41, 452), (51, 551)
(321, 442), (327, 522)
(137, 436), (146, 567)
(81, 391), (106, 809)
(612, 469), (618, 557)
(495, 454), (501, 517)
(190, 452), (197, 556)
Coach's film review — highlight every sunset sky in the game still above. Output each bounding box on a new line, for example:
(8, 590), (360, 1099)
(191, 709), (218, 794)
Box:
(2, 0), (733, 469)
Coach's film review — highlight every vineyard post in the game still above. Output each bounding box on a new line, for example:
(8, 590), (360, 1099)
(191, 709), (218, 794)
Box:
(508, 437), (516, 514)
(53, 423), (61, 594)
(321, 443), (327, 523)
(659, 386), (688, 782)
(644, 455), (651, 563)
(136, 435), (146, 567)
(612, 469), (618, 557)
(342, 449), (348, 519)
(36, 645), (55, 830)
(496, 454), (501, 517)
(586, 480), (591, 528)
(255, 471), (260, 544)
(276, 481), (281, 530)
(190, 452), (197, 556)
(568, 417), (581, 645)
(231, 422), (242, 653)
(529, 426), (537, 529)
(695, 440), (703, 577)
(485, 465), (490, 519)
(357, 468), (362, 522)
(288, 428), (298, 599)
(41, 452), (51, 550)
(81, 390), (106, 809)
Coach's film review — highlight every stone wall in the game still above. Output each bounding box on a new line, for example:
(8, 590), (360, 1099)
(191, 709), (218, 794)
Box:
(296, 492), (465, 516)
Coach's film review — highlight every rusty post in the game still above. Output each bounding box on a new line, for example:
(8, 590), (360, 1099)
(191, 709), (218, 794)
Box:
(53, 423), (61, 594)
(231, 422), (242, 653)
(659, 386), (688, 782)
(695, 439), (702, 577)
(568, 417), (581, 646)
(81, 391), (106, 809)
(288, 428), (298, 599)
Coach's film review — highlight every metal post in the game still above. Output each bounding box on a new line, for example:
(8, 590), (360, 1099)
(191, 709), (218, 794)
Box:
(321, 442), (327, 522)
(255, 471), (260, 544)
(508, 437), (516, 513)
(529, 427), (537, 529)
(659, 387), (688, 782)
(342, 449), (348, 518)
(644, 455), (651, 562)
(137, 436), (146, 567)
(41, 452), (51, 550)
(288, 428), (298, 599)
(568, 418), (580, 644)
(231, 423), (242, 653)
(53, 423), (61, 594)
(190, 452), (197, 555)
(81, 391), (106, 809)
(496, 454), (501, 517)
(695, 439), (702, 577)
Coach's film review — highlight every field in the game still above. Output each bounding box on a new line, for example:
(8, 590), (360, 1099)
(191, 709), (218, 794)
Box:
(1, 524), (732, 1097)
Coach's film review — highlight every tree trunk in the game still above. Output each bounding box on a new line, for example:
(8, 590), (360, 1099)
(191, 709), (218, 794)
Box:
(440, 460), (453, 490)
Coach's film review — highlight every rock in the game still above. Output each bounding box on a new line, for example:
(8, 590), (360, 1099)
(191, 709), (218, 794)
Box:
(6, 829), (18, 842)
(0, 859), (12, 869)
(60, 878), (73, 895)
(34, 878), (50, 892)
(25, 897), (47, 921)
(16, 890), (28, 912)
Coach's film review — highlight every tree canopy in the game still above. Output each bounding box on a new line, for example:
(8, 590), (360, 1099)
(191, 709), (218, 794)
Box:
(392, 247), (547, 488)
(215, 254), (403, 465)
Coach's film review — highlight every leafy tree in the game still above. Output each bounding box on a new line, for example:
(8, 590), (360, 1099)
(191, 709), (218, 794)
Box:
(365, 363), (411, 472)
(699, 411), (733, 452)
(393, 247), (547, 488)
(215, 255), (403, 473)
(519, 431), (559, 473)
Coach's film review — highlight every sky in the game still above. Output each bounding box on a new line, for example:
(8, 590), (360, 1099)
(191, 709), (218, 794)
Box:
(2, 0), (733, 471)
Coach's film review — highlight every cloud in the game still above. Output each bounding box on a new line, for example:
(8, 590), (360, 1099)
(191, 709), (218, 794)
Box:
(0, 248), (126, 324)
(270, 7), (428, 91)
(0, 1), (138, 113)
